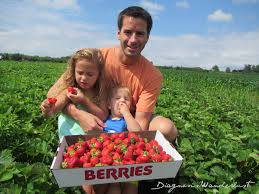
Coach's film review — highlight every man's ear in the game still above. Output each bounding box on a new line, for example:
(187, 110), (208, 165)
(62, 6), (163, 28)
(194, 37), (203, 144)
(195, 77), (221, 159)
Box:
(117, 29), (121, 40)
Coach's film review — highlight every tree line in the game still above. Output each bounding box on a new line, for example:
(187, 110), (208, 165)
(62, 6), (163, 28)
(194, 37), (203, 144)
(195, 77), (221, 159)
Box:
(1, 53), (258, 73)
(0, 53), (70, 63)
(212, 65), (259, 73)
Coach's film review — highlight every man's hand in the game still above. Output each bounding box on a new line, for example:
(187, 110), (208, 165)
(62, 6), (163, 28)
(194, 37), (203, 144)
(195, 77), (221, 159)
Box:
(65, 103), (105, 132)
(67, 87), (86, 105)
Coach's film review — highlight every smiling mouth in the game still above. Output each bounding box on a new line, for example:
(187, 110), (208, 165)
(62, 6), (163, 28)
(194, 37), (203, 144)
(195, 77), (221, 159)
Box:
(127, 46), (139, 52)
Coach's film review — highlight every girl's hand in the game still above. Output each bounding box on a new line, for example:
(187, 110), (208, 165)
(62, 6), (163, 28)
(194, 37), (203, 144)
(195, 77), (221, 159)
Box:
(65, 103), (105, 131)
(67, 87), (86, 104)
(40, 98), (55, 117)
(119, 102), (130, 116)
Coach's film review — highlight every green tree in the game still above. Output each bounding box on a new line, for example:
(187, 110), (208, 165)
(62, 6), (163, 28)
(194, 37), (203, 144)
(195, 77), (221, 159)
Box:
(211, 65), (219, 72)
(225, 67), (231, 73)
(255, 65), (259, 73)
(243, 64), (252, 72)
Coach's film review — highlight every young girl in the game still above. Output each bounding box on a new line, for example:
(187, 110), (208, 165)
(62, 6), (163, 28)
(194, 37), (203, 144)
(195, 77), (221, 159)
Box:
(41, 48), (108, 194)
(40, 48), (108, 138)
(94, 86), (141, 194)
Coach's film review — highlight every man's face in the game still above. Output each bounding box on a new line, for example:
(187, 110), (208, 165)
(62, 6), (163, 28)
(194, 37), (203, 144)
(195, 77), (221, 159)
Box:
(117, 16), (149, 58)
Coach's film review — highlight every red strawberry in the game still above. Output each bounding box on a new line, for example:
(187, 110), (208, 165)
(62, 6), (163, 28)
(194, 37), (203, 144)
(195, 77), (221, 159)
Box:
(48, 97), (57, 105)
(90, 148), (101, 158)
(90, 157), (99, 166)
(118, 132), (126, 140)
(151, 153), (162, 162)
(136, 152), (150, 164)
(101, 148), (111, 157)
(113, 152), (122, 161)
(161, 153), (172, 162)
(114, 137), (123, 145)
(123, 150), (133, 160)
(83, 162), (92, 168)
(122, 159), (135, 165)
(100, 155), (113, 165)
(67, 86), (77, 94)
(103, 139), (111, 147)
(80, 153), (90, 163)
(128, 132), (139, 144)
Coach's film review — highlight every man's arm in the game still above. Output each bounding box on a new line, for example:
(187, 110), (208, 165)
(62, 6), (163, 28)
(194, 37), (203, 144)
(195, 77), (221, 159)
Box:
(47, 73), (66, 98)
(134, 112), (152, 131)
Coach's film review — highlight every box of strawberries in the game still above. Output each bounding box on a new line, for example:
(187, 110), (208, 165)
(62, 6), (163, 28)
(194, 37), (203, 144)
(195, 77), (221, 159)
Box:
(50, 130), (183, 187)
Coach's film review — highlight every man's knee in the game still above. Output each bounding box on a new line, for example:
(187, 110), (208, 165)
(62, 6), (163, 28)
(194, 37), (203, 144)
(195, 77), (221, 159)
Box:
(149, 116), (178, 142)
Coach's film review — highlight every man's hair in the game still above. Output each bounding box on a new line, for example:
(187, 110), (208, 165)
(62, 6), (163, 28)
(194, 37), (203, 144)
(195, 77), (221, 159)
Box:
(118, 6), (153, 36)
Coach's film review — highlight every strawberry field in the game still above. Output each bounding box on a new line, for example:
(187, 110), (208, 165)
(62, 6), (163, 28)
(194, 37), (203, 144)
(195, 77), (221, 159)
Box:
(0, 60), (258, 194)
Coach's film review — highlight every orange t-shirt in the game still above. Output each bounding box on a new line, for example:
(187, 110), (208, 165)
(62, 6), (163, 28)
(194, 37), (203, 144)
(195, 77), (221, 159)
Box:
(101, 47), (163, 113)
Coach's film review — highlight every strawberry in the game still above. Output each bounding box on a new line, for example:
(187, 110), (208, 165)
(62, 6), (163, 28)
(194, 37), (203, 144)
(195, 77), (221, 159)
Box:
(100, 155), (113, 165)
(101, 148), (111, 157)
(75, 146), (86, 157)
(90, 148), (101, 158)
(122, 159), (135, 165)
(103, 139), (111, 147)
(90, 156), (99, 166)
(128, 132), (139, 144)
(111, 133), (119, 140)
(123, 149), (133, 160)
(106, 142), (115, 151)
(118, 132), (126, 140)
(98, 133), (110, 142)
(113, 152), (122, 161)
(151, 153), (162, 162)
(67, 86), (77, 94)
(116, 143), (127, 154)
(161, 153), (172, 162)
(83, 162), (92, 168)
(114, 137), (123, 145)
(80, 153), (90, 163)
(136, 153), (150, 164)
(47, 97), (57, 105)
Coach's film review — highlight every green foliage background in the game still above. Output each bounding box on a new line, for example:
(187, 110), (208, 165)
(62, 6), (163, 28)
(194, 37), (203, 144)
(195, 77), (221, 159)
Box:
(0, 61), (258, 194)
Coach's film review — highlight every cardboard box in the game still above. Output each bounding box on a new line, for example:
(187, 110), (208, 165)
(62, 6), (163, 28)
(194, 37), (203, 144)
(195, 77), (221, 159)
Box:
(50, 130), (183, 188)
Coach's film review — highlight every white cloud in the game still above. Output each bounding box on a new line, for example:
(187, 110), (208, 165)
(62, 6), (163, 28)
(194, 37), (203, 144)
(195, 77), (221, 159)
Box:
(176, 1), (190, 9)
(0, 1), (258, 70)
(32, 0), (80, 10)
(208, 9), (233, 22)
(0, 0), (115, 57)
(144, 31), (259, 69)
(232, 0), (259, 4)
(139, 0), (164, 17)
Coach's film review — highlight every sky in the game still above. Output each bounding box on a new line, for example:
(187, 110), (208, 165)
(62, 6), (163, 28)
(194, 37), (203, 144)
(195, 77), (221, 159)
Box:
(0, 0), (259, 70)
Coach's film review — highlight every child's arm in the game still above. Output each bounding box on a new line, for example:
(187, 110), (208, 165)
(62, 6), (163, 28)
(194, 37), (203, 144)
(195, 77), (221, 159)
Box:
(41, 90), (70, 117)
(119, 103), (141, 131)
(67, 88), (108, 121)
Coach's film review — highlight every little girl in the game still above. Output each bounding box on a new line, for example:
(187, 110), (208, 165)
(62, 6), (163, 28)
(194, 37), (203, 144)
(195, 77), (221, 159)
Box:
(104, 86), (141, 133)
(94, 86), (141, 194)
(40, 48), (108, 138)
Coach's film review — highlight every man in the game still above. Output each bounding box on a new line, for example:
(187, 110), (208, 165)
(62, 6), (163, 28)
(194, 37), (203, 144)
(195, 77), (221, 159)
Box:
(48, 6), (178, 194)
(47, 6), (177, 142)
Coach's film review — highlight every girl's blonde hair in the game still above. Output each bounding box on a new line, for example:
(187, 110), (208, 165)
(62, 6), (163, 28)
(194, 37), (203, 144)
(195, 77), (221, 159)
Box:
(59, 48), (107, 103)
(108, 85), (132, 103)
